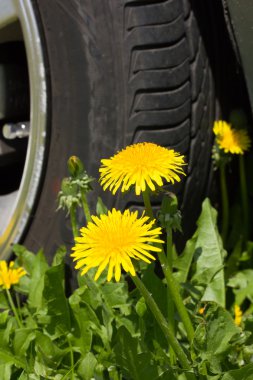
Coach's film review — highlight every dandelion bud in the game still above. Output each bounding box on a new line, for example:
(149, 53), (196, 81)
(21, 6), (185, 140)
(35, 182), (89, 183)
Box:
(68, 156), (84, 178)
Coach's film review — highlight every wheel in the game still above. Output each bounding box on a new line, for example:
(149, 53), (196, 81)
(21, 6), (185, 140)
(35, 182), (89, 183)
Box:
(0, 0), (216, 258)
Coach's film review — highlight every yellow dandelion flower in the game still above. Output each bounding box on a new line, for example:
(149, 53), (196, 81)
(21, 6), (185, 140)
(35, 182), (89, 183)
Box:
(99, 142), (186, 196)
(234, 304), (243, 326)
(198, 307), (205, 315)
(71, 208), (164, 282)
(213, 120), (251, 154)
(0, 261), (26, 290)
(213, 120), (230, 136)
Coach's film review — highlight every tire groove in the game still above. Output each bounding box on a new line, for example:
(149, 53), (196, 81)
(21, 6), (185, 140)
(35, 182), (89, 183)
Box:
(131, 97), (190, 115)
(129, 58), (189, 78)
(130, 38), (188, 74)
(125, 0), (168, 6)
(126, 15), (184, 45)
(130, 82), (190, 114)
(126, 14), (182, 34)
(133, 119), (190, 147)
(125, 0), (182, 30)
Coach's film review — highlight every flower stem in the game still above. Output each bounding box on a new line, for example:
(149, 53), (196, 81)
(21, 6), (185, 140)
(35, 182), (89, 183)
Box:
(166, 227), (176, 365)
(15, 292), (23, 324)
(6, 289), (23, 328)
(142, 190), (195, 343)
(158, 250), (194, 343)
(81, 190), (92, 223)
(143, 189), (154, 220)
(220, 164), (229, 244)
(239, 155), (249, 241)
(166, 227), (173, 272)
(131, 275), (192, 371)
(70, 205), (78, 238)
(67, 335), (75, 380)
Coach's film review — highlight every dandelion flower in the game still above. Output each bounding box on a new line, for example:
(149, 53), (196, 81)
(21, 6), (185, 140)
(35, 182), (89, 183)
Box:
(213, 120), (251, 154)
(0, 261), (26, 290)
(99, 142), (186, 196)
(234, 304), (242, 326)
(71, 208), (164, 282)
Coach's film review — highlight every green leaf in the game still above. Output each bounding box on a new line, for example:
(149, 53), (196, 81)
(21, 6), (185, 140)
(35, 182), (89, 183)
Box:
(142, 263), (167, 315)
(0, 363), (11, 380)
(139, 264), (167, 348)
(227, 270), (253, 305)
(18, 372), (41, 380)
(27, 249), (49, 310)
(69, 288), (94, 354)
(3, 318), (15, 348)
(114, 326), (160, 380)
(193, 303), (240, 374)
(69, 286), (101, 331)
(43, 263), (71, 334)
(77, 273), (103, 310)
(136, 297), (147, 318)
(242, 343), (253, 363)
(96, 197), (108, 215)
(101, 281), (131, 315)
(221, 364), (253, 379)
(0, 348), (26, 368)
(77, 352), (97, 380)
(192, 199), (226, 307)
(13, 328), (36, 356)
(33, 357), (52, 378)
(0, 310), (9, 325)
(205, 305), (239, 355)
(173, 235), (197, 284)
(157, 369), (177, 380)
(13, 244), (37, 274)
(35, 332), (67, 367)
(79, 274), (134, 339)
(101, 306), (113, 342)
(52, 245), (67, 266)
(0, 292), (8, 309)
(103, 287), (133, 337)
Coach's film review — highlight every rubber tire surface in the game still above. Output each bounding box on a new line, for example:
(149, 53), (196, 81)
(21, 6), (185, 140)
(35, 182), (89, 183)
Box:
(24, 0), (215, 255)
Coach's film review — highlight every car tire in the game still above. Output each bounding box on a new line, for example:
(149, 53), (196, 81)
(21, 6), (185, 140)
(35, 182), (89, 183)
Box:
(0, 0), (216, 257)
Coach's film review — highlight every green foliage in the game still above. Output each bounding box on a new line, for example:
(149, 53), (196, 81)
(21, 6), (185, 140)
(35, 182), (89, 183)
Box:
(192, 303), (242, 374)
(114, 326), (161, 380)
(192, 199), (226, 307)
(221, 364), (253, 380)
(1, 194), (253, 378)
(96, 197), (108, 216)
(1, 246), (126, 378)
(228, 270), (253, 306)
(174, 199), (226, 307)
(0, 139), (253, 380)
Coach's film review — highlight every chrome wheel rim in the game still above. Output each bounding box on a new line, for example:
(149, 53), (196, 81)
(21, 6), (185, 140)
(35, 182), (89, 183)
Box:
(0, 0), (47, 258)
